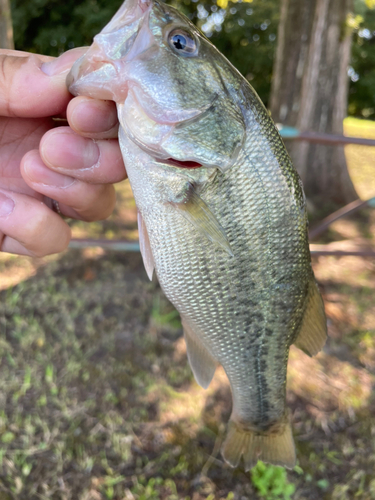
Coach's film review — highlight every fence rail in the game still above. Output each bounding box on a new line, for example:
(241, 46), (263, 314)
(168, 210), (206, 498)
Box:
(278, 126), (375, 147)
(68, 237), (375, 257)
(68, 129), (375, 257)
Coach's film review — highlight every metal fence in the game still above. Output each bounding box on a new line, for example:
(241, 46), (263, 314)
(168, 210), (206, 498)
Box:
(69, 127), (375, 257)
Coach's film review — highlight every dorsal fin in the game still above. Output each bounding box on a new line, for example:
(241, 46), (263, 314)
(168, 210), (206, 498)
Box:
(293, 277), (327, 356)
(182, 318), (217, 389)
(137, 210), (155, 281)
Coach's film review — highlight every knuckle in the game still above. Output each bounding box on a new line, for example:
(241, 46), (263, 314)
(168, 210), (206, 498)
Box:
(0, 55), (30, 117)
(78, 185), (116, 222)
(23, 208), (71, 256)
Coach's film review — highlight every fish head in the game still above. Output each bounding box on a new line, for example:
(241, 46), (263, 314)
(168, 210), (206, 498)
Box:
(67, 0), (246, 172)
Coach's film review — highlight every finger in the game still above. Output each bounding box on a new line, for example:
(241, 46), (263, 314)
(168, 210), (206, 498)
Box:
(0, 49), (53, 59)
(0, 189), (71, 257)
(67, 96), (119, 139)
(0, 47), (87, 118)
(40, 127), (126, 184)
(21, 150), (117, 221)
(0, 116), (53, 183)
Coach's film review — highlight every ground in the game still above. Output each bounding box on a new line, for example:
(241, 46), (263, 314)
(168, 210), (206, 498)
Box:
(0, 118), (375, 500)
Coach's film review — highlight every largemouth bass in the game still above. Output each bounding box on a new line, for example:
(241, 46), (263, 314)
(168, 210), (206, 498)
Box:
(67, 0), (327, 470)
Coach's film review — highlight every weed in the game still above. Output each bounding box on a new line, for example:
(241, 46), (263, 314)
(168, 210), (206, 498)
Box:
(250, 461), (296, 500)
(130, 477), (178, 500)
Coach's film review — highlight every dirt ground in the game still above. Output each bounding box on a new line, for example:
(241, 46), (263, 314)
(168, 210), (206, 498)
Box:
(0, 118), (375, 499)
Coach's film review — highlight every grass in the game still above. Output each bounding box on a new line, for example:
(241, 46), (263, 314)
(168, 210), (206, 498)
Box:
(0, 119), (375, 499)
(344, 116), (375, 200)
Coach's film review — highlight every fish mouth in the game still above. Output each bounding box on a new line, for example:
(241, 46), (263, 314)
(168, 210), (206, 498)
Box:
(118, 88), (219, 169)
(67, 0), (154, 97)
(159, 158), (203, 169)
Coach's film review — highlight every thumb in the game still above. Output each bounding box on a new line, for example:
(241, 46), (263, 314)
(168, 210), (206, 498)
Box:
(0, 47), (87, 119)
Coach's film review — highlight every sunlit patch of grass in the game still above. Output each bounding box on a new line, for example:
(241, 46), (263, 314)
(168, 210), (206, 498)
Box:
(69, 180), (138, 242)
(344, 117), (375, 199)
(0, 253), (57, 291)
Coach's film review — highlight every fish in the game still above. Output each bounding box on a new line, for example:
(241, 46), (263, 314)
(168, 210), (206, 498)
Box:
(67, 0), (327, 471)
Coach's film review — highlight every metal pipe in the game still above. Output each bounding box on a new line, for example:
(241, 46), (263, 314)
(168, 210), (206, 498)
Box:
(278, 126), (375, 147)
(310, 249), (375, 257)
(69, 238), (140, 252)
(69, 238), (375, 257)
(68, 128), (375, 255)
(309, 196), (375, 239)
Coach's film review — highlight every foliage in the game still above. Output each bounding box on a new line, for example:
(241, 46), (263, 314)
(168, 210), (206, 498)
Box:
(11, 0), (123, 55)
(250, 461), (296, 500)
(10, 0), (279, 107)
(10, 0), (375, 115)
(189, 0), (279, 107)
(350, 5), (375, 119)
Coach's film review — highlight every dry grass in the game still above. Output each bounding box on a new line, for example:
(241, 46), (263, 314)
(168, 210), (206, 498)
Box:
(0, 119), (375, 499)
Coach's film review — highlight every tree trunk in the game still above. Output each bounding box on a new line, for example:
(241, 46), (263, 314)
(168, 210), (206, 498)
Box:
(270, 0), (358, 209)
(0, 0), (14, 49)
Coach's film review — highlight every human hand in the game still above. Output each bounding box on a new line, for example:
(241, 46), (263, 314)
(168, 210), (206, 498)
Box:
(0, 48), (126, 257)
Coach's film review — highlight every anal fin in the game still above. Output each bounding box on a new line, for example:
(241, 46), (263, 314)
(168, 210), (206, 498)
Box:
(294, 277), (327, 356)
(182, 318), (217, 389)
(137, 210), (155, 281)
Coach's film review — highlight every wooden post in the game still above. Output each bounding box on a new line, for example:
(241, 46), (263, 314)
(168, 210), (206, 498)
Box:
(0, 0), (14, 50)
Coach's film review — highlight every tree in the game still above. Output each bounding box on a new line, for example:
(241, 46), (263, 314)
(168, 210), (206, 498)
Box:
(270, 0), (359, 209)
(0, 0), (14, 49)
(350, 2), (375, 119)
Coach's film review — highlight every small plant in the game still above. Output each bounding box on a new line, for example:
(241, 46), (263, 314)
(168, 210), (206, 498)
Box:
(130, 477), (178, 500)
(250, 461), (296, 500)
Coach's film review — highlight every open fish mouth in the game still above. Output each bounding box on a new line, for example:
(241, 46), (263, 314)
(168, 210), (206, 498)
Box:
(67, 0), (154, 98)
(117, 88), (221, 168)
(158, 158), (203, 169)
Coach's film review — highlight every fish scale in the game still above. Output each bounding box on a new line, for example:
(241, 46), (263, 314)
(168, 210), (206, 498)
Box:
(67, 0), (327, 470)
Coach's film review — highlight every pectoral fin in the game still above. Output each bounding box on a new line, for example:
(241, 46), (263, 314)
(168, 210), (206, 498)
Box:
(137, 210), (155, 281)
(293, 278), (327, 356)
(171, 188), (233, 256)
(182, 318), (217, 389)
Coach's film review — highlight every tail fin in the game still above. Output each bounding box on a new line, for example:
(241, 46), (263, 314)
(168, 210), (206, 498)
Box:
(221, 419), (296, 471)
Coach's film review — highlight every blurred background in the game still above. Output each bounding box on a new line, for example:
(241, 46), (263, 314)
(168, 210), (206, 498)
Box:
(1, 0), (375, 498)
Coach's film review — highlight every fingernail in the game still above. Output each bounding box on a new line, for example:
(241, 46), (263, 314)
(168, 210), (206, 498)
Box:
(42, 130), (100, 171)
(41, 47), (88, 76)
(0, 193), (15, 217)
(24, 157), (76, 188)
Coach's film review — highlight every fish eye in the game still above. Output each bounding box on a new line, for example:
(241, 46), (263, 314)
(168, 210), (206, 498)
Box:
(168, 29), (198, 56)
